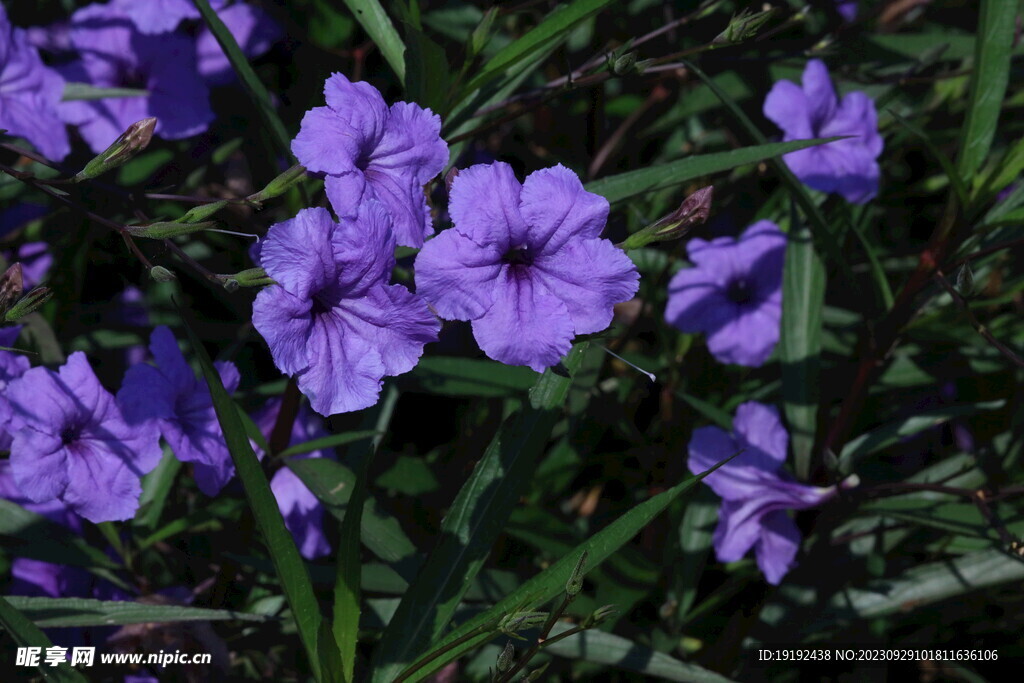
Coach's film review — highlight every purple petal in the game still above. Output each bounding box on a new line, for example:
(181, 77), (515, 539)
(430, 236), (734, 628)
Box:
(802, 59), (837, 129)
(361, 167), (434, 248)
(259, 208), (339, 299)
(448, 162), (522, 249)
(323, 171), (370, 220)
(252, 286), (315, 376)
(756, 510), (801, 584)
(297, 312), (387, 416)
(271, 466), (331, 559)
(291, 107), (365, 175)
(734, 401), (788, 464)
(707, 304), (780, 367)
(763, 79), (813, 141)
(331, 201), (396, 295)
(664, 269), (734, 335)
(336, 283), (439, 376)
(114, 0), (199, 35)
(519, 164), (609, 255)
(370, 101), (449, 184)
(196, 3), (282, 85)
(712, 498), (762, 563)
(323, 73), (389, 145)
(414, 228), (503, 320)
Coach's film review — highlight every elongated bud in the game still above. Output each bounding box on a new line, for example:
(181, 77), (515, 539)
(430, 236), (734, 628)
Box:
(0, 264), (25, 315)
(565, 550), (589, 597)
(620, 186), (713, 250)
(179, 200), (229, 224)
(217, 267), (275, 292)
(125, 220), (218, 239)
(713, 7), (778, 45)
(611, 51), (638, 75)
(150, 266), (176, 282)
(498, 611), (548, 639)
(496, 641), (515, 673)
(75, 117), (156, 182)
(955, 263), (976, 297)
(5, 286), (52, 321)
(247, 164), (307, 206)
(582, 604), (618, 628)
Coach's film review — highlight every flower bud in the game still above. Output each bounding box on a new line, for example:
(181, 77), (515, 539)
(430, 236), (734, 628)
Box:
(179, 201), (229, 224)
(247, 164), (307, 206)
(713, 7), (778, 45)
(0, 263), (25, 315)
(149, 266), (177, 282)
(217, 267), (275, 291)
(496, 641), (515, 673)
(565, 550), (589, 597)
(74, 117), (157, 182)
(611, 51), (638, 75)
(4, 286), (52, 322)
(582, 604), (618, 628)
(955, 263), (976, 298)
(498, 611), (548, 638)
(620, 186), (713, 250)
(125, 220), (218, 239)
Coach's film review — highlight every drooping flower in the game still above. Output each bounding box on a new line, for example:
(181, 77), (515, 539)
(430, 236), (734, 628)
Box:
(196, 1), (283, 86)
(688, 401), (847, 584)
(253, 398), (333, 560)
(252, 203), (439, 416)
(117, 326), (240, 496)
(415, 162), (639, 372)
(0, 5), (70, 161)
(6, 352), (163, 523)
(0, 325), (31, 451)
(664, 220), (785, 367)
(763, 59), (883, 204)
(291, 73), (449, 248)
(58, 3), (213, 153)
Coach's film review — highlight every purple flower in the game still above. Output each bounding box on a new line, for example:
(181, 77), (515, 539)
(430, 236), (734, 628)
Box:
(117, 326), (240, 496)
(196, 2), (283, 86)
(415, 162), (639, 372)
(763, 59), (883, 204)
(688, 402), (842, 584)
(111, 0), (201, 35)
(0, 326), (31, 451)
(836, 1), (857, 22)
(6, 352), (163, 522)
(253, 399), (332, 560)
(115, 286), (149, 366)
(0, 5), (70, 161)
(12, 242), (52, 288)
(665, 221), (785, 367)
(58, 3), (213, 153)
(292, 73), (449, 248)
(252, 204), (439, 416)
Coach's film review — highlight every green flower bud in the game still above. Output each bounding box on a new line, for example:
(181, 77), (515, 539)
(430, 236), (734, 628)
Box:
(179, 201), (230, 224)
(247, 164), (308, 206)
(150, 266), (177, 282)
(713, 7), (778, 45)
(125, 220), (218, 239)
(4, 286), (53, 322)
(496, 641), (515, 673)
(74, 117), (156, 182)
(217, 267), (275, 291)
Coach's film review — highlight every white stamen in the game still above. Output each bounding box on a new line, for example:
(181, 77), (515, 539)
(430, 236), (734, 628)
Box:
(208, 227), (259, 240)
(602, 346), (656, 382)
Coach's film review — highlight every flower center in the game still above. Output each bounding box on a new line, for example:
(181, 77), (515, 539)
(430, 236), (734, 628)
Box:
(726, 278), (754, 305)
(310, 295), (333, 317)
(502, 247), (534, 267)
(60, 426), (81, 446)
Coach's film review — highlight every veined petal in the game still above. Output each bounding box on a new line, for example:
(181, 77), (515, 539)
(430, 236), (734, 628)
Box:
(292, 106), (364, 175)
(519, 164), (609, 255)
(297, 310), (387, 416)
(414, 228), (503, 321)
(259, 208), (339, 299)
(323, 72), (389, 149)
(448, 162), (522, 249)
(252, 286), (316, 376)
(337, 283), (439, 377)
(370, 101), (448, 184)
(756, 510), (802, 585)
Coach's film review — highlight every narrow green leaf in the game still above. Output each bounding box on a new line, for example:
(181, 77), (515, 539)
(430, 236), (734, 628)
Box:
(0, 595), (87, 682)
(781, 222), (825, 480)
(462, 0), (614, 96)
(405, 356), (536, 397)
(370, 345), (590, 681)
(277, 430), (379, 458)
(584, 138), (841, 204)
(4, 597), (272, 628)
(0, 500), (120, 571)
(404, 30), (453, 115)
(400, 460), (734, 682)
(62, 83), (147, 101)
(191, 0), (293, 160)
(340, 0), (407, 84)
(670, 487), (719, 621)
(178, 311), (322, 681)
(956, 0), (1016, 183)
(135, 446), (183, 531)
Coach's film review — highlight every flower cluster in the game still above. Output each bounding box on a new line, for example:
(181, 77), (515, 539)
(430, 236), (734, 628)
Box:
(688, 402), (848, 584)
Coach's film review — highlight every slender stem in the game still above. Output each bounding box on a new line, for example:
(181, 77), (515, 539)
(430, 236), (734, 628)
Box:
(495, 595), (574, 683)
(933, 268), (1024, 368)
(392, 625), (494, 683)
(946, 235), (1024, 269)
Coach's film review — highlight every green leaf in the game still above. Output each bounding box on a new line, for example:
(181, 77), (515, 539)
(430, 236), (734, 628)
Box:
(404, 356), (537, 397)
(838, 401), (1004, 474)
(191, 0), (293, 161)
(669, 487), (719, 621)
(399, 459), (734, 682)
(62, 83), (147, 101)
(134, 446), (183, 531)
(889, 110), (970, 208)
(178, 311), (323, 681)
(0, 596), (87, 682)
(543, 622), (735, 682)
(288, 458), (418, 564)
(370, 345), (590, 681)
(584, 138), (841, 204)
(333, 445), (373, 683)
(780, 222), (825, 480)
(277, 430), (379, 458)
(377, 456), (439, 496)
(404, 29), (453, 115)
(340, 0), (407, 84)
(0, 500), (121, 573)
(462, 0), (615, 96)
(956, 0), (1017, 183)
(3, 597), (273, 628)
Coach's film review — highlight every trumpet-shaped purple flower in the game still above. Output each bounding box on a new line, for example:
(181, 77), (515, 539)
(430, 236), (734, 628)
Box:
(764, 59), (882, 204)
(291, 73), (449, 248)
(253, 398), (332, 560)
(0, 5), (70, 161)
(415, 162), (639, 372)
(0, 326), (31, 451)
(688, 402), (842, 584)
(196, 1), (283, 86)
(58, 3), (213, 153)
(665, 220), (785, 367)
(252, 204), (439, 416)
(117, 326), (240, 496)
(6, 352), (163, 523)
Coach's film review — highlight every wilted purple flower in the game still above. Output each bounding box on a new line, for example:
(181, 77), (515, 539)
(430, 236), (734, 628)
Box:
(58, 3), (213, 153)
(415, 162), (639, 371)
(253, 398), (332, 560)
(196, 1), (283, 86)
(0, 5), (70, 161)
(6, 352), (163, 522)
(253, 204), (439, 416)
(118, 326), (240, 496)
(688, 402), (843, 584)
(292, 73), (449, 248)
(763, 59), (882, 204)
(665, 221), (785, 367)
(0, 326), (30, 451)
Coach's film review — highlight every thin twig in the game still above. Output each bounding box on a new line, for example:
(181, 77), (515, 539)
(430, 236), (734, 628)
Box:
(934, 268), (1024, 368)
